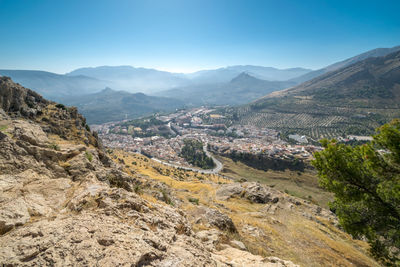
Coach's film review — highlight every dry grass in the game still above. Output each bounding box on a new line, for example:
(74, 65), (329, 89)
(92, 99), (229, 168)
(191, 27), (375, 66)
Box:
(110, 149), (380, 267)
(215, 155), (333, 208)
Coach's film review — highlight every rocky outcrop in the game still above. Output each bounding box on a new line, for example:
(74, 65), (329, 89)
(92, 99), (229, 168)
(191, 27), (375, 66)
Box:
(0, 186), (218, 266)
(0, 112), (219, 265)
(213, 247), (299, 267)
(216, 182), (280, 204)
(0, 76), (48, 118)
(205, 208), (237, 233)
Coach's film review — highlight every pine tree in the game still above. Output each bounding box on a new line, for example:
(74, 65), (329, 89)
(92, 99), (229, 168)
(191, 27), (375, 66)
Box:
(313, 119), (400, 265)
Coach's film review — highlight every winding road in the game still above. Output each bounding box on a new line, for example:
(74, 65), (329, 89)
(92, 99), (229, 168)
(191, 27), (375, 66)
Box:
(150, 143), (223, 174)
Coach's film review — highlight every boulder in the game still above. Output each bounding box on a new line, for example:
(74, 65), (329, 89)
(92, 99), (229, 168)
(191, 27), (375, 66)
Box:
(216, 182), (280, 204)
(13, 120), (49, 146)
(213, 247), (299, 267)
(205, 208), (237, 233)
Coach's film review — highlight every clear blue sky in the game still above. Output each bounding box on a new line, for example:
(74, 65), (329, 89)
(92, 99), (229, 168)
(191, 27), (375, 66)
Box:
(0, 0), (399, 73)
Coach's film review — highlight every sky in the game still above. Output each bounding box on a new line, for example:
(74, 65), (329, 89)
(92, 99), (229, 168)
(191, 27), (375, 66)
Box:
(0, 0), (399, 74)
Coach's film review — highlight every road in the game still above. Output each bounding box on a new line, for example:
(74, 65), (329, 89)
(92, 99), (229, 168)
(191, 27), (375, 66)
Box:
(150, 143), (223, 174)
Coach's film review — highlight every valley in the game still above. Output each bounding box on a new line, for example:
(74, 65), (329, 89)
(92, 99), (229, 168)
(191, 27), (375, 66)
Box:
(93, 106), (329, 208)
(1, 0), (400, 265)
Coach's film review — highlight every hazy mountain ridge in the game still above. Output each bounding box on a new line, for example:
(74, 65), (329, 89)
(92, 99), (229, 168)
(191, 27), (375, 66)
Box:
(157, 72), (296, 106)
(59, 87), (184, 124)
(66, 65), (189, 93)
(0, 70), (109, 99)
(186, 65), (312, 83)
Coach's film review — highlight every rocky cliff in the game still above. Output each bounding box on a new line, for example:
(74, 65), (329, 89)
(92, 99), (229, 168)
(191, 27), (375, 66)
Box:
(0, 77), (303, 266)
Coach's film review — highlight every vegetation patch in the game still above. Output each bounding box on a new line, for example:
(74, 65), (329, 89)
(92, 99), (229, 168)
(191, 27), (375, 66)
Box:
(85, 151), (93, 162)
(180, 139), (215, 169)
(48, 142), (60, 151)
(188, 197), (199, 205)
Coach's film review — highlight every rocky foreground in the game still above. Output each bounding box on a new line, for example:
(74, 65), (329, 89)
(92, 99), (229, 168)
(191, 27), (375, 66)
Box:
(0, 77), (379, 266)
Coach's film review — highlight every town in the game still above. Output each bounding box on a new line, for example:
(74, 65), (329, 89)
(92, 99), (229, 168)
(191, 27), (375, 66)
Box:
(92, 107), (322, 170)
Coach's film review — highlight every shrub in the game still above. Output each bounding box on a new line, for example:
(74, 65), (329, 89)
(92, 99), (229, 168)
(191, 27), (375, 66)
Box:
(55, 103), (66, 110)
(160, 189), (173, 206)
(188, 197), (199, 205)
(134, 184), (142, 194)
(48, 142), (60, 151)
(85, 151), (93, 162)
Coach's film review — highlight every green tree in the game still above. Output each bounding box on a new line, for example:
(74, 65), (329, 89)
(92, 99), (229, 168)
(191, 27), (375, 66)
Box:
(312, 119), (400, 265)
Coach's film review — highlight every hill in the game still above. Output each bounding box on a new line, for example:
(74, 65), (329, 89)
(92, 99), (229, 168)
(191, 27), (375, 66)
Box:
(157, 72), (296, 106)
(0, 70), (108, 99)
(58, 87), (184, 124)
(223, 50), (400, 140)
(291, 45), (400, 83)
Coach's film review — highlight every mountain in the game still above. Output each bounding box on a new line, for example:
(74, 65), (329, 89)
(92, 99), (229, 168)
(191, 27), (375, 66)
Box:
(66, 66), (189, 93)
(291, 45), (400, 83)
(0, 76), (379, 266)
(157, 72), (296, 106)
(0, 65), (311, 101)
(269, 49), (400, 103)
(67, 65), (311, 94)
(0, 70), (109, 99)
(226, 50), (400, 140)
(186, 65), (311, 84)
(58, 87), (184, 124)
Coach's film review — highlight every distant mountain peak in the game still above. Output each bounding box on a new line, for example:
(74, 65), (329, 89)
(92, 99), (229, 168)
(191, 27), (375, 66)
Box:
(230, 72), (259, 83)
(101, 87), (115, 93)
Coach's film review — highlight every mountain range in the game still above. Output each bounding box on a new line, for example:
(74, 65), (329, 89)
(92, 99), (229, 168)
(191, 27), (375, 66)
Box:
(157, 72), (296, 106)
(0, 65), (312, 103)
(1, 45), (400, 127)
(0, 70), (109, 99)
(184, 65), (311, 83)
(66, 66), (189, 93)
(227, 49), (400, 140)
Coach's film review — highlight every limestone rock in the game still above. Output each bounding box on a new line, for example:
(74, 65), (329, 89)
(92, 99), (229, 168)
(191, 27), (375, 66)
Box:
(0, 76), (48, 118)
(13, 120), (49, 146)
(216, 182), (280, 204)
(0, 187), (218, 266)
(205, 208), (237, 233)
(0, 197), (30, 235)
(230, 240), (246, 251)
(213, 247), (299, 267)
(196, 229), (223, 251)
